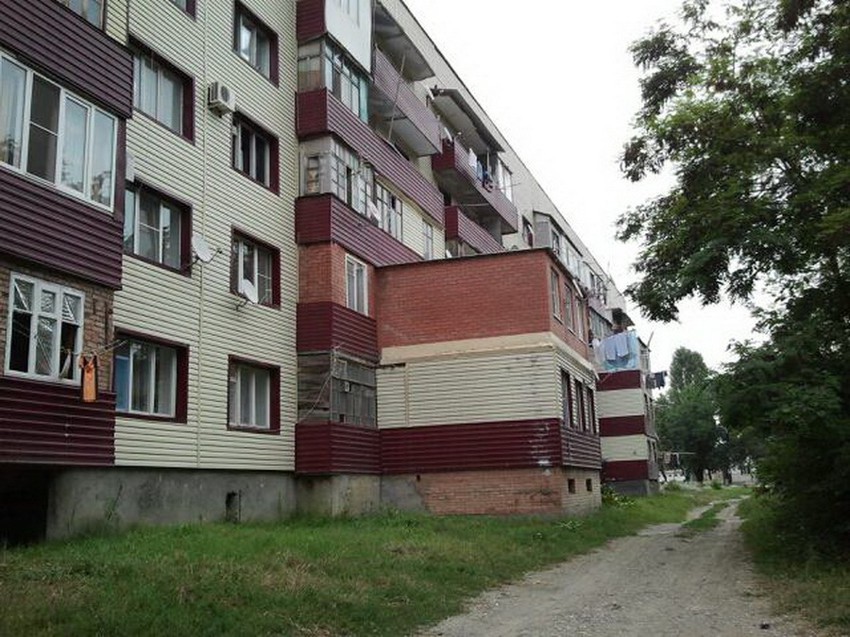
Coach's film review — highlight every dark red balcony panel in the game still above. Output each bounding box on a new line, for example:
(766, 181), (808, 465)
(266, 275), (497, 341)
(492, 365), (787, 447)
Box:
(296, 0), (326, 44)
(0, 376), (115, 466)
(297, 301), (379, 361)
(432, 139), (518, 234)
(2, 0), (133, 117)
(597, 370), (642, 391)
(296, 421), (380, 475)
(444, 206), (505, 255)
(297, 89), (444, 225)
(561, 427), (602, 470)
(380, 419), (563, 474)
(296, 194), (421, 267)
(0, 168), (124, 288)
(370, 48), (441, 156)
(603, 459), (650, 483)
(599, 415), (647, 437)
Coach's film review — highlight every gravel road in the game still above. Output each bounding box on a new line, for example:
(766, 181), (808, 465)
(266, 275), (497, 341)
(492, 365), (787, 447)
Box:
(417, 501), (820, 637)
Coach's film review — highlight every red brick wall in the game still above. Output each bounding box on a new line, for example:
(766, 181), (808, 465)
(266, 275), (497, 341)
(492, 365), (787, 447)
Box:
(299, 244), (376, 317)
(376, 251), (554, 348)
(386, 467), (601, 516)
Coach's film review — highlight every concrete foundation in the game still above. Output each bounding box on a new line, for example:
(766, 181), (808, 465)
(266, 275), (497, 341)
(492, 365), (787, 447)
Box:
(45, 467), (296, 540)
(295, 474), (381, 516)
(606, 479), (660, 497)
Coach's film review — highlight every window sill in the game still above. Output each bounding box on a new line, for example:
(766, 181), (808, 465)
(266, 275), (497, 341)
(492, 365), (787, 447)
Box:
(117, 411), (185, 424)
(227, 424), (280, 435)
(132, 108), (195, 145)
(233, 52), (279, 88)
(3, 370), (79, 386)
(231, 166), (279, 195)
(229, 289), (280, 310)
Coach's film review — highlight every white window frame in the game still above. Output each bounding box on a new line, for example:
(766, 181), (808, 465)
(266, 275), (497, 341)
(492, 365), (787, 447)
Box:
(124, 185), (185, 269)
(229, 362), (272, 429)
(0, 50), (117, 210)
(550, 270), (562, 321)
(232, 117), (272, 186)
(132, 48), (185, 136)
(422, 221), (434, 260)
(232, 235), (275, 306)
(345, 255), (368, 315)
(114, 339), (178, 417)
(4, 273), (85, 383)
(236, 9), (272, 78)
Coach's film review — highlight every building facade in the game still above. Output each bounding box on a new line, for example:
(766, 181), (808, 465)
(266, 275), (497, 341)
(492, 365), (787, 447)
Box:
(1, 0), (652, 542)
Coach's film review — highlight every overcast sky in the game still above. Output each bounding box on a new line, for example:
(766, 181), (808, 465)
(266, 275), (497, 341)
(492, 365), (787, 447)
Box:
(403, 0), (760, 375)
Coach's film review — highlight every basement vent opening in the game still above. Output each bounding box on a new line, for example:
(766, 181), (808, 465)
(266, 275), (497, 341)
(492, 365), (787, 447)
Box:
(225, 491), (242, 523)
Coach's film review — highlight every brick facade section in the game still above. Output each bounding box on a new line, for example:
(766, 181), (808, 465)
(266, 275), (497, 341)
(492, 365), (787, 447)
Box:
(299, 244), (376, 317)
(0, 258), (113, 391)
(389, 467), (600, 516)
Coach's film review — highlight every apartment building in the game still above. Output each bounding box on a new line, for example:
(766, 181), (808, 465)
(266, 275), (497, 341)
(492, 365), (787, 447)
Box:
(0, 0), (651, 541)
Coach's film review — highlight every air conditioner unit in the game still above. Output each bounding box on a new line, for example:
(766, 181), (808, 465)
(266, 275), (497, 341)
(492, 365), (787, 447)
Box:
(208, 82), (236, 114)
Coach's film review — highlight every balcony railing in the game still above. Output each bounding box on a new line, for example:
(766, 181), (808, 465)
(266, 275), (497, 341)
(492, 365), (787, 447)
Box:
(432, 139), (518, 234)
(444, 206), (505, 255)
(370, 48), (441, 156)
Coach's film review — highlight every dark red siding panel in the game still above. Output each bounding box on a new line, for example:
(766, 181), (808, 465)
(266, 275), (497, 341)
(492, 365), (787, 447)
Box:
(380, 419), (563, 474)
(561, 427), (602, 470)
(297, 90), (444, 225)
(599, 415), (647, 437)
(597, 370), (642, 391)
(0, 376), (115, 466)
(0, 169), (123, 288)
(295, 195), (422, 266)
(298, 301), (378, 361)
(603, 460), (650, 482)
(0, 170), (123, 287)
(0, 0), (133, 116)
(445, 206), (505, 255)
(296, 0), (327, 43)
(296, 421), (380, 474)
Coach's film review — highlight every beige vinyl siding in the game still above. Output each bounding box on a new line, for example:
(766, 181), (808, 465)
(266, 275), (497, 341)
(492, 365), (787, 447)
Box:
(553, 338), (596, 428)
(402, 204), (445, 259)
(115, 0), (298, 470)
(602, 435), (649, 462)
(597, 388), (646, 419)
(378, 349), (558, 429)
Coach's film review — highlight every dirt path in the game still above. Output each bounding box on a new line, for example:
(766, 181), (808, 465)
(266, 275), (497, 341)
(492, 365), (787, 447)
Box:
(417, 502), (820, 637)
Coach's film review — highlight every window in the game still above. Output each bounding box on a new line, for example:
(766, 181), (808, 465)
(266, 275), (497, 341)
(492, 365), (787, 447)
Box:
(588, 388), (597, 434)
(331, 358), (376, 426)
(0, 53), (117, 208)
(124, 184), (189, 270)
(229, 360), (278, 430)
(422, 221), (434, 260)
(576, 297), (587, 342)
(132, 44), (192, 139)
(231, 234), (278, 306)
(374, 180), (403, 240)
(575, 380), (587, 431)
(234, 3), (277, 83)
(57, 0), (103, 28)
(586, 478), (593, 492)
(6, 274), (83, 382)
(298, 40), (368, 122)
(170, 0), (195, 15)
(560, 370), (572, 427)
(332, 0), (359, 21)
(550, 270), (561, 320)
(301, 138), (368, 213)
(114, 338), (182, 419)
(232, 114), (278, 191)
(522, 218), (534, 247)
(346, 255), (368, 314)
(567, 479), (576, 494)
(564, 283), (575, 332)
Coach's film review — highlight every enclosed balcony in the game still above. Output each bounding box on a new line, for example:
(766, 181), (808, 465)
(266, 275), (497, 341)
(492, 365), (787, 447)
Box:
(444, 206), (505, 255)
(370, 48), (441, 156)
(433, 139), (518, 234)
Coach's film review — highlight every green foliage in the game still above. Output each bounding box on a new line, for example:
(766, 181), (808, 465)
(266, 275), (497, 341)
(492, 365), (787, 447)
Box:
(623, 0), (850, 552)
(0, 494), (712, 637)
(601, 484), (636, 508)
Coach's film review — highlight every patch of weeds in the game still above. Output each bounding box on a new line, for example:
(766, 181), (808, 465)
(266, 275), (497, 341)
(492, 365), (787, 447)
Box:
(601, 485), (636, 508)
(678, 502), (727, 538)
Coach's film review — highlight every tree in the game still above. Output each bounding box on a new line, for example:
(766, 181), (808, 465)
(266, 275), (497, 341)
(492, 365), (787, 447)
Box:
(656, 348), (718, 482)
(621, 0), (850, 552)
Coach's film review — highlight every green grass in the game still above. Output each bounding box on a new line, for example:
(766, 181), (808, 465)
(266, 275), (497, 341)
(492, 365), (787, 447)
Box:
(0, 486), (745, 637)
(739, 496), (850, 634)
(677, 501), (728, 538)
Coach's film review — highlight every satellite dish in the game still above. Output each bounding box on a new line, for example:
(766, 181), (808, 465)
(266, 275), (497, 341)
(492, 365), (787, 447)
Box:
(191, 233), (215, 264)
(237, 279), (259, 308)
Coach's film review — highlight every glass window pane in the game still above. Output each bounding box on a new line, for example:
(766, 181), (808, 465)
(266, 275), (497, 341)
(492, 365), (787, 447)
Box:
(240, 125), (252, 176)
(141, 56), (158, 116)
(153, 346), (175, 415)
(131, 343), (152, 412)
(28, 78), (61, 181)
(239, 20), (253, 62)
(257, 250), (273, 303)
(13, 279), (33, 311)
(85, 0), (103, 26)
(115, 345), (130, 411)
(27, 124), (59, 182)
(9, 311), (31, 373)
(240, 367), (252, 425)
(161, 203), (182, 268)
(61, 99), (88, 193)
(158, 68), (182, 134)
(0, 58), (27, 167)
(35, 317), (56, 376)
(90, 111), (115, 206)
(254, 135), (267, 184)
(40, 290), (56, 314)
(138, 190), (161, 261)
(257, 32), (270, 75)
(62, 294), (82, 324)
(30, 77), (60, 132)
(255, 370), (269, 427)
(124, 189), (137, 252)
(59, 323), (77, 379)
(228, 367), (238, 424)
